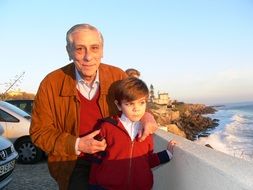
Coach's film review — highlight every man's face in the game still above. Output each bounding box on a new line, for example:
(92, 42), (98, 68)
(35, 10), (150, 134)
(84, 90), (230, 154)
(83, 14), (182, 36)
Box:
(67, 29), (103, 82)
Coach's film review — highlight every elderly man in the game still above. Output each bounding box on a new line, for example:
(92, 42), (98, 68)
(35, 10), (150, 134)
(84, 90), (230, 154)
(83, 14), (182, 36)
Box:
(30, 23), (157, 190)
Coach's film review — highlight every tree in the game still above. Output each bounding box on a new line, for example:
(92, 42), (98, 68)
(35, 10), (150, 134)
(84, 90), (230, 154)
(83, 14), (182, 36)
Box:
(0, 72), (25, 100)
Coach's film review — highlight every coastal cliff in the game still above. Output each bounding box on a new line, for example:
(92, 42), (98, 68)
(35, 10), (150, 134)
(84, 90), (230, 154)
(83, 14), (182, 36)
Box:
(148, 102), (218, 140)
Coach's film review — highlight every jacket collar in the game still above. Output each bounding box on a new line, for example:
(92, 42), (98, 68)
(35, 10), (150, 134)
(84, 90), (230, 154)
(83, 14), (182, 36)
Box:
(60, 63), (78, 97)
(60, 63), (109, 97)
(99, 63), (114, 95)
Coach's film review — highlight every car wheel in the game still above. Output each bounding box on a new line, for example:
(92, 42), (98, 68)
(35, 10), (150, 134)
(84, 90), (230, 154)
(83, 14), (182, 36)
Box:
(15, 137), (43, 164)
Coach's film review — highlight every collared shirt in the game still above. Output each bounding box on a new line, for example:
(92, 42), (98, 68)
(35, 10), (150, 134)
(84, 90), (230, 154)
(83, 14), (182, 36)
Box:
(75, 68), (100, 100)
(119, 113), (141, 141)
(119, 113), (173, 159)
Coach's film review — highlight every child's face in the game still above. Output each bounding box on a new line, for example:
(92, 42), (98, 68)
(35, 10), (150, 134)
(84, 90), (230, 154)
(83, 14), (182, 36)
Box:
(117, 97), (147, 122)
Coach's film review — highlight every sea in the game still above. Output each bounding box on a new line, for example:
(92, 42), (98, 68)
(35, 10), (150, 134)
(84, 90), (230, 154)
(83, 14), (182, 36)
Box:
(195, 101), (253, 162)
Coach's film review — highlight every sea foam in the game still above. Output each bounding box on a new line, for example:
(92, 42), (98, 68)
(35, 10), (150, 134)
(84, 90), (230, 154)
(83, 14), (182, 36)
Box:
(195, 102), (253, 162)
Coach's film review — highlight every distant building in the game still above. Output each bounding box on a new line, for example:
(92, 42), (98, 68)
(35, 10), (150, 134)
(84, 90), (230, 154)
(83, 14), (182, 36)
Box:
(153, 92), (171, 105)
(148, 85), (172, 106)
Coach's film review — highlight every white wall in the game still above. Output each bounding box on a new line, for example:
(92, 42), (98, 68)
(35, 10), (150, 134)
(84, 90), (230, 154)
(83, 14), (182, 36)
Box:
(153, 129), (253, 190)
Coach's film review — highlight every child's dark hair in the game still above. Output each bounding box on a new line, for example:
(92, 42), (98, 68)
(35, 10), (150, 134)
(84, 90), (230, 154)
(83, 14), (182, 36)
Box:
(115, 77), (149, 104)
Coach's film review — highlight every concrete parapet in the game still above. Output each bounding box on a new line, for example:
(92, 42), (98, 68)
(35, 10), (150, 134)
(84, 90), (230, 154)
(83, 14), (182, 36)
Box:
(153, 129), (253, 190)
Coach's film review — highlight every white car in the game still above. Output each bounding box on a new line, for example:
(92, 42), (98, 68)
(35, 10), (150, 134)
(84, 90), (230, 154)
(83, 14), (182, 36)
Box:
(0, 101), (43, 164)
(0, 133), (18, 189)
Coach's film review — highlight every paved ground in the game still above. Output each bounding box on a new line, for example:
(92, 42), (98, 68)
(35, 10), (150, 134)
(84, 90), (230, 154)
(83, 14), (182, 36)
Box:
(6, 161), (58, 190)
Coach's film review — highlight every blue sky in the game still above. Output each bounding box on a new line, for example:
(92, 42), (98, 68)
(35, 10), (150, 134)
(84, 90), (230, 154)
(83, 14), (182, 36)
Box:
(0, 0), (252, 105)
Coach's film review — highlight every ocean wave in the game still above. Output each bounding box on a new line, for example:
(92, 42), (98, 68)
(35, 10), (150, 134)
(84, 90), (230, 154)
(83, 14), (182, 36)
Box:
(195, 103), (253, 161)
(195, 132), (230, 154)
(195, 131), (253, 161)
(195, 114), (253, 161)
(231, 114), (246, 123)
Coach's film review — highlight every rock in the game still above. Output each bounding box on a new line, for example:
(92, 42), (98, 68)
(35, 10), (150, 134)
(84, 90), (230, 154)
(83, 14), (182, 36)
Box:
(175, 112), (217, 140)
(166, 124), (186, 138)
(170, 111), (180, 121)
(148, 102), (218, 141)
(205, 144), (213, 149)
(149, 109), (179, 126)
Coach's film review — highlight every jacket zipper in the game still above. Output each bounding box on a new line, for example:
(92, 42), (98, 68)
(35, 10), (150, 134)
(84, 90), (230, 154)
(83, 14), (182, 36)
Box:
(127, 122), (135, 189)
(127, 141), (134, 189)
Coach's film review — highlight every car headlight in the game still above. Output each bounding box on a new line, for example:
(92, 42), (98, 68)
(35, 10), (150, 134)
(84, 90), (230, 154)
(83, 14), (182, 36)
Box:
(10, 144), (15, 153)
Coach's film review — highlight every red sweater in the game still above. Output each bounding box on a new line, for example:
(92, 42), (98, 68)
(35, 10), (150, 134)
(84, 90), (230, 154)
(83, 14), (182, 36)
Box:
(78, 90), (102, 137)
(89, 116), (170, 190)
(78, 90), (102, 160)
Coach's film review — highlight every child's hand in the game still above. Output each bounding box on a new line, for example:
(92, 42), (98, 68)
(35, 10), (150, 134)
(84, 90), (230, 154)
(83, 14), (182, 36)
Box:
(167, 140), (176, 154)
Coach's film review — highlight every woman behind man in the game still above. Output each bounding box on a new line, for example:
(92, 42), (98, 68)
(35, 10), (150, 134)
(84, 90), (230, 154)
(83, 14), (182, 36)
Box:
(125, 68), (140, 78)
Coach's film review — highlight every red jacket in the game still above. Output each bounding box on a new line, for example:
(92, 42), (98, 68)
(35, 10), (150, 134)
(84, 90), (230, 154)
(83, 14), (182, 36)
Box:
(89, 116), (170, 190)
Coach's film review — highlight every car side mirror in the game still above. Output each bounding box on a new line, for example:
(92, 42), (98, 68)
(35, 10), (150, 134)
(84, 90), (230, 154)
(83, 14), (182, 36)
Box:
(0, 124), (4, 135)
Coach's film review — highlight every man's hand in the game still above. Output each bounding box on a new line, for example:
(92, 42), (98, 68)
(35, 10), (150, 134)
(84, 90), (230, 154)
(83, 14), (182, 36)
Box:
(138, 112), (158, 142)
(78, 130), (107, 154)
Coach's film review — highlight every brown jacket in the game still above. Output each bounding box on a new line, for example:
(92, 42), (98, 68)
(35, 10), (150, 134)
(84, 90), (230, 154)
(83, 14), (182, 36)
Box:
(30, 63), (127, 189)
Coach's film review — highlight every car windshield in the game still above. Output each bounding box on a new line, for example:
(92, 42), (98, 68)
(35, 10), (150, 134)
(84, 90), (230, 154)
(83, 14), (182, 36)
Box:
(0, 101), (31, 119)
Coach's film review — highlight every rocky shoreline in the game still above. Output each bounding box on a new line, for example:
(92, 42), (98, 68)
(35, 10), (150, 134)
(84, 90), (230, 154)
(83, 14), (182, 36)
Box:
(148, 102), (219, 141)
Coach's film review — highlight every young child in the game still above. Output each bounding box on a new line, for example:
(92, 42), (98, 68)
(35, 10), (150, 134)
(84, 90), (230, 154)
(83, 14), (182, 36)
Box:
(88, 77), (176, 190)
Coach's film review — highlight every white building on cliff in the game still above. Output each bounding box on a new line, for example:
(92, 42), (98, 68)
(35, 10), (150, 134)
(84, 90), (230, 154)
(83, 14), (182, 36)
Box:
(152, 92), (171, 106)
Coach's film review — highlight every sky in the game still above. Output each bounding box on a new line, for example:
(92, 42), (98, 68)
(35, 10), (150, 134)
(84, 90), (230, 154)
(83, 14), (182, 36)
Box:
(0, 0), (253, 105)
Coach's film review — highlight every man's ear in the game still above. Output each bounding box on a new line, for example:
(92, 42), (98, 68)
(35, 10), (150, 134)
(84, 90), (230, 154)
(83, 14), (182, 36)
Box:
(66, 45), (73, 61)
(101, 48), (104, 58)
(114, 100), (121, 111)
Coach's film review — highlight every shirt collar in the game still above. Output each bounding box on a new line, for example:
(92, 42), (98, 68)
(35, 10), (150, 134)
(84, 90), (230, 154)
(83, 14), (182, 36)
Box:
(119, 113), (141, 140)
(75, 67), (100, 86)
(120, 113), (140, 126)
